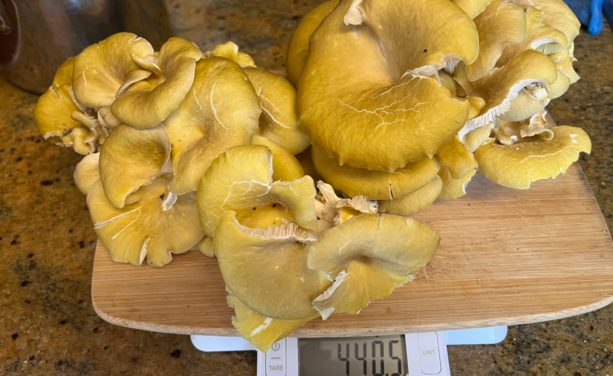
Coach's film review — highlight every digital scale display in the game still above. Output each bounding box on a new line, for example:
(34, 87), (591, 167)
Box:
(298, 335), (408, 376)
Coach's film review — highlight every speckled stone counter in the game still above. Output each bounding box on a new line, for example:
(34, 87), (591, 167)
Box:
(1, 1), (612, 375)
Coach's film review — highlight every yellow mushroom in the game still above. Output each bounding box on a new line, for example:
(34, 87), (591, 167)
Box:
(475, 125), (591, 189)
(203, 41), (256, 67)
(378, 176), (443, 215)
(74, 152), (101, 195)
(286, 0), (339, 86)
(111, 38), (203, 129)
(308, 214), (440, 319)
(244, 67), (310, 154)
(252, 135), (305, 181)
(311, 145), (440, 200)
(99, 124), (172, 208)
(165, 57), (261, 195)
(88, 176), (205, 267)
(451, 0), (494, 18)
(196, 145), (318, 241)
(297, 0), (477, 171)
(439, 166), (477, 199)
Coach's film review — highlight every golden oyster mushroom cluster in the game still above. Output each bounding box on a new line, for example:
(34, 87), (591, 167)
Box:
(290, 0), (591, 213)
(35, 33), (442, 351)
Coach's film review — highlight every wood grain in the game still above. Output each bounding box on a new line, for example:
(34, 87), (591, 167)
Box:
(91, 164), (613, 337)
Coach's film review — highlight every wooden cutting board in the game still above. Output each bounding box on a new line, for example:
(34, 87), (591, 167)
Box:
(91, 164), (613, 337)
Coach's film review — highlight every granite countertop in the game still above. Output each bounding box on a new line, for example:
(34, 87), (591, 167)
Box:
(1, 1), (612, 375)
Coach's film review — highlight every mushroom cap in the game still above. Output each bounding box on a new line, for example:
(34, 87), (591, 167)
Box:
(227, 291), (315, 353)
(466, 0), (527, 81)
(74, 152), (101, 195)
(497, 6), (567, 67)
(165, 57), (261, 195)
(215, 211), (331, 319)
(311, 145), (441, 200)
(196, 145), (318, 239)
(378, 176), (442, 215)
(52, 57), (75, 89)
(297, 0), (477, 171)
(463, 122), (494, 152)
(72, 33), (154, 109)
(99, 124), (171, 209)
(451, 0), (494, 18)
(439, 166), (477, 199)
(496, 84), (550, 122)
(35, 84), (83, 141)
(111, 38), (202, 129)
(510, 0), (580, 50)
(285, 0), (339, 86)
(196, 236), (215, 258)
(88, 176), (205, 266)
(252, 135), (305, 181)
(547, 46), (579, 99)
(438, 135), (478, 179)
(458, 50), (557, 129)
(204, 41), (256, 67)
(475, 126), (591, 189)
(60, 127), (96, 155)
(244, 67), (310, 154)
(308, 213), (440, 318)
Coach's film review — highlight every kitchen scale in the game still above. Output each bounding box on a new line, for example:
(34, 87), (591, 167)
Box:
(190, 326), (508, 376)
(90, 165), (613, 373)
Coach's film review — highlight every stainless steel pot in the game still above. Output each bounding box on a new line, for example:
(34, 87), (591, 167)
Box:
(0, 0), (171, 94)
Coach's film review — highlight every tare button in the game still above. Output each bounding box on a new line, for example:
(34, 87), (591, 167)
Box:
(417, 332), (442, 374)
(265, 339), (287, 376)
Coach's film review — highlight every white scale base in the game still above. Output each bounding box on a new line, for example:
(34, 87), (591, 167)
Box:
(191, 326), (507, 376)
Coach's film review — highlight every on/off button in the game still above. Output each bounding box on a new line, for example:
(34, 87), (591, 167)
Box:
(266, 339), (287, 376)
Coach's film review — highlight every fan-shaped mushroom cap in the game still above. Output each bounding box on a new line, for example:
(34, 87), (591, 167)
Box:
(244, 67), (310, 154)
(297, 0), (477, 171)
(111, 38), (202, 129)
(88, 176), (204, 266)
(439, 166), (477, 199)
(52, 58), (75, 89)
(197, 236), (215, 258)
(72, 33), (154, 109)
(496, 83), (550, 122)
(204, 41), (256, 67)
(197, 145), (318, 240)
(497, 6), (567, 66)
(466, 0), (527, 81)
(99, 124), (171, 209)
(308, 214), (440, 318)
(285, 0), (339, 86)
(451, 0), (494, 18)
(438, 135), (478, 179)
(493, 110), (554, 146)
(227, 291), (315, 353)
(74, 152), (101, 195)
(252, 135), (304, 181)
(458, 50), (557, 131)
(215, 211), (330, 319)
(311, 146), (440, 200)
(510, 0), (580, 50)
(35, 85), (83, 142)
(378, 176), (442, 215)
(475, 126), (591, 189)
(165, 57), (261, 195)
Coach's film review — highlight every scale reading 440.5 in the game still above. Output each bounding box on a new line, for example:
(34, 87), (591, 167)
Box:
(191, 327), (507, 376)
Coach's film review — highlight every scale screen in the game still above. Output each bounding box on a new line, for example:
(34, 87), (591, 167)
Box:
(298, 335), (408, 376)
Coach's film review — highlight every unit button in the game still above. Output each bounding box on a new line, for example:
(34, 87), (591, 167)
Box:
(265, 339), (287, 376)
(417, 333), (441, 374)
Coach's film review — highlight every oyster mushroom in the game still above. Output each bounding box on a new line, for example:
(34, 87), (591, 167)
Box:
(203, 41), (256, 67)
(74, 152), (101, 195)
(99, 123), (172, 208)
(378, 176), (443, 215)
(311, 145), (440, 200)
(88, 176), (205, 267)
(244, 67), (310, 155)
(475, 125), (591, 188)
(165, 57), (261, 195)
(252, 135), (305, 181)
(297, 0), (478, 171)
(308, 213), (440, 319)
(111, 38), (203, 129)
